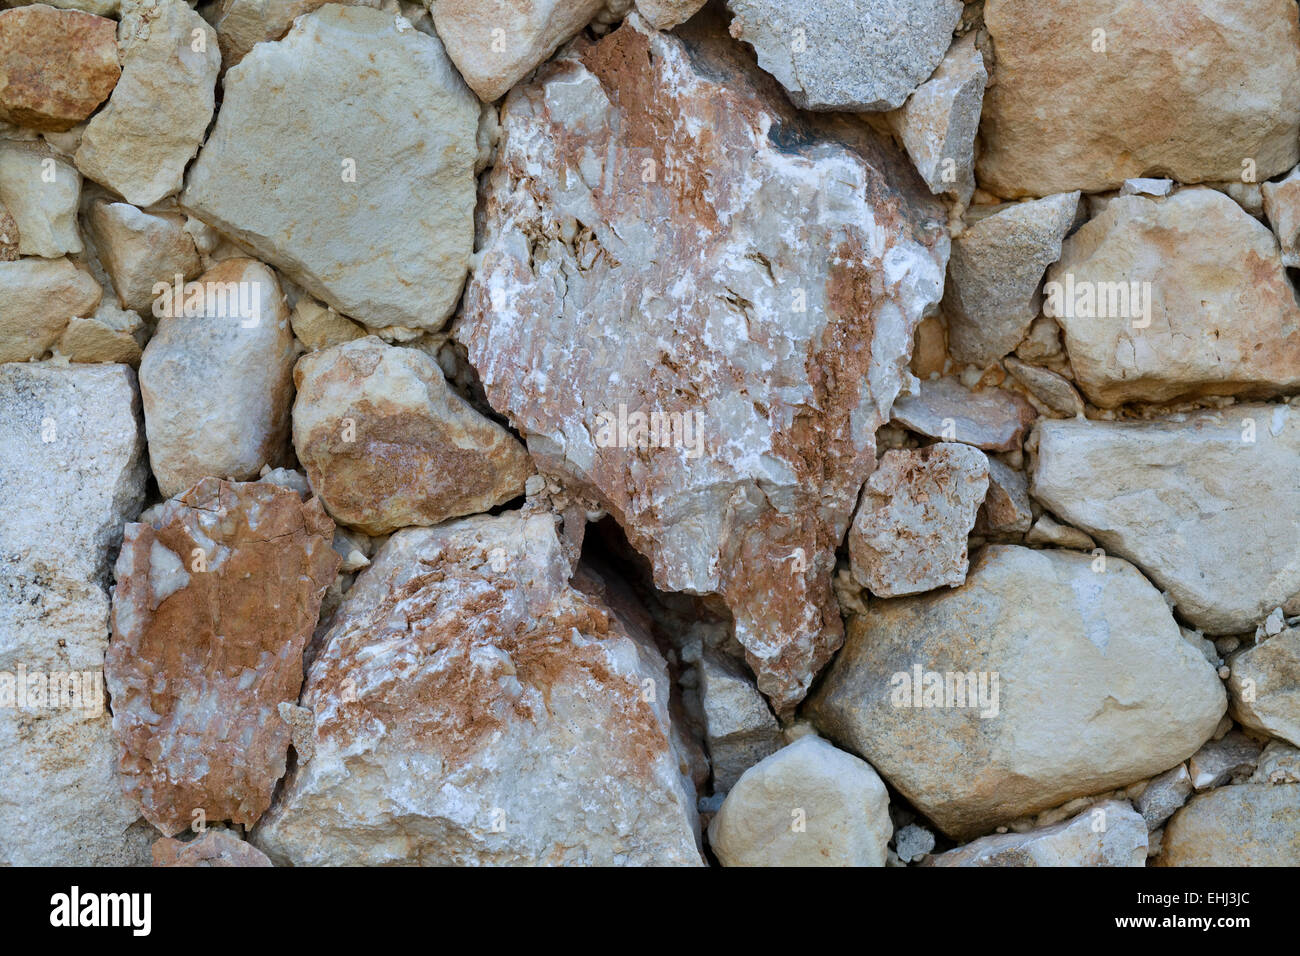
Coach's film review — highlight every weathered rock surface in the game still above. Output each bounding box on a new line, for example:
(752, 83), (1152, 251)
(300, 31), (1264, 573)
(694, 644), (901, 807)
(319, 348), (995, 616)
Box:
(1252, 740), (1300, 784)
(725, 0), (963, 112)
(75, 0), (219, 207)
(289, 297), (365, 352)
(0, 256), (101, 363)
(890, 377), (1036, 451)
(203, 0), (371, 68)
(1262, 164), (1300, 267)
(1136, 764), (1192, 829)
(1025, 513), (1094, 551)
(182, 6), (479, 330)
(699, 652), (782, 792)
(107, 478), (339, 836)
(459, 14), (948, 712)
(292, 336), (533, 536)
(152, 829), (273, 867)
(978, 0), (1300, 196)
(807, 546), (1226, 839)
(252, 510), (704, 865)
(87, 200), (201, 314)
(1156, 784), (1300, 866)
(1049, 189), (1300, 406)
(976, 456), (1032, 535)
(1004, 357), (1085, 418)
(708, 735), (891, 866)
(0, 363), (151, 866)
(848, 443), (988, 597)
(926, 800), (1147, 866)
(636, 0), (706, 30)
(0, 3), (119, 131)
(57, 298), (143, 365)
(1187, 731), (1261, 790)
(1228, 628), (1300, 747)
(139, 259), (296, 499)
(1032, 407), (1300, 634)
(0, 142), (82, 257)
(944, 193), (1079, 368)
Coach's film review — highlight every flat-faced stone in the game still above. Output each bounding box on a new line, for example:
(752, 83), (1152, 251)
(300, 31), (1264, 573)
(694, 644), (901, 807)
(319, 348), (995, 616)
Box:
(890, 377), (1036, 452)
(0, 4), (119, 131)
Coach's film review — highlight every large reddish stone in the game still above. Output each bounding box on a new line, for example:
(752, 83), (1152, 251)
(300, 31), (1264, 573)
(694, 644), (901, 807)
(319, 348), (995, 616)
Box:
(0, 4), (120, 131)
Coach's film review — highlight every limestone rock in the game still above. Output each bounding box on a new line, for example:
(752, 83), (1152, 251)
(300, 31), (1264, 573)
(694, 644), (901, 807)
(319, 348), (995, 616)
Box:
(57, 306), (143, 365)
(1032, 407), (1300, 634)
(894, 823), (935, 863)
(0, 4), (119, 131)
(725, 0), (963, 112)
(976, 456), (1032, 535)
(0, 256), (101, 363)
(289, 297), (366, 352)
(1251, 740), (1300, 784)
(291, 336), (533, 536)
(75, 0), (219, 207)
(1228, 628), (1300, 747)
(252, 510), (704, 865)
(848, 443), (988, 597)
(926, 800), (1146, 866)
(890, 377), (1036, 452)
(978, 0), (1300, 196)
(1187, 731), (1261, 790)
(889, 34), (986, 202)
(87, 200), (201, 314)
(0, 201), (17, 259)
(203, 0), (373, 68)
(0, 141), (81, 257)
(1025, 514), (1094, 551)
(152, 830), (273, 867)
(944, 193), (1079, 368)
(107, 478), (340, 836)
(699, 652), (782, 792)
(807, 546), (1227, 839)
(1005, 358), (1084, 418)
(708, 735), (892, 867)
(458, 14), (949, 711)
(635, 0), (705, 30)
(139, 259), (296, 499)
(1262, 164), (1300, 267)
(0, 363), (151, 866)
(1048, 189), (1300, 406)
(182, 5), (479, 330)
(1136, 764), (1192, 829)
(1156, 784), (1300, 866)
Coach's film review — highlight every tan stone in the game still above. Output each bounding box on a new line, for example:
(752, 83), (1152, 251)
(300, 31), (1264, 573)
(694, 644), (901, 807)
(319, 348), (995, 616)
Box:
(0, 141), (81, 257)
(152, 830), (273, 866)
(925, 800), (1147, 866)
(976, 456), (1032, 535)
(0, 4), (119, 131)
(87, 200), (201, 314)
(1228, 628), (1300, 748)
(1262, 164), (1300, 267)
(289, 297), (366, 351)
(635, 0), (705, 29)
(1156, 784), (1300, 866)
(1004, 357), (1085, 417)
(0, 257), (101, 363)
(203, 0), (375, 68)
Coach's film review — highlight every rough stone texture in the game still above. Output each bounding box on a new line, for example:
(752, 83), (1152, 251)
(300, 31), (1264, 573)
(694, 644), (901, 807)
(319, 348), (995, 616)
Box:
(0, 201), (17, 259)
(457, 14), (948, 712)
(978, 0), (1300, 197)
(725, 0), (963, 112)
(57, 300), (143, 365)
(894, 822), (935, 862)
(0, 141), (82, 257)
(890, 377), (1036, 452)
(1049, 189), (1300, 406)
(888, 34), (985, 202)
(152, 829), (273, 867)
(0, 363), (151, 866)
(107, 478), (339, 836)
(292, 336), (533, 536)
(1136, 764), (1192, 829)
(0, 3), (119, 131)
(944, 193), (1079, 368)
(1187, 731), (1261, 790)
(1156, 784), (1300, 866)
(1025, 514), (1094, 551)
(976, 456), (1032, 535)
(699, 651), (782, 792)
(87, 200), (201, 314)
(203, 0), (373, 68)
(1228, 628), (1300, 747)
(635, 0), (705, 30)
(75, 0), (219, 207)
(1252, 740), (1300, 784)
(926, 800), (1147, 866)
(807, 546), (1226, 840)
(182, 6), (480, 330)
(1004, 357), (1085, 418)
(252, 510), (704, 866)
(1032, 407), (1300, 634)
(290, 297), (365, 352)
(848, 443), (988, 597)
(708, 735), (892, 866)
(1262, 164), (1300, 267)
(0, 256), (101, 363)
(139, 259), (296, 499)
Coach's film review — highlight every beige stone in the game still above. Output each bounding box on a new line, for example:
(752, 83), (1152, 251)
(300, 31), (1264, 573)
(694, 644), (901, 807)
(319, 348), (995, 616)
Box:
(1156, 784), (1300, 866)
(0, 141), (81, 257)
(1228, 628), (1300, 747)
(87, 200), (201, 314)
(925, 800), (1146, 866)
(0, 256), (100, 363)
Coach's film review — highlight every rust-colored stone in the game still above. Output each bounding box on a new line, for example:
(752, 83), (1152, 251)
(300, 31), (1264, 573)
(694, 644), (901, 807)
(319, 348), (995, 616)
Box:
(152, 830), (273, 867)
(0, 4), (120, 131)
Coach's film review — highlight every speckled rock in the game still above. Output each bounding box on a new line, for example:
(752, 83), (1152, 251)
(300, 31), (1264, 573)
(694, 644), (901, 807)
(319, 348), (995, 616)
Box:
(1156, 784), (1300, 866)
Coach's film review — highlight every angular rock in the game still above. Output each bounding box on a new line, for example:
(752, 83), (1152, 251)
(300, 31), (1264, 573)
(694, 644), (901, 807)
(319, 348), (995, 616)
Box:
(944, 193), (1079, 367)
(289, 297), (365, 352)
(1122, 178), (1174, 198)
(1228, 628), (1300, 747)
(1025, 514), (1094, 551)
(1004, 358), (1085, 418)
(107, 478), (339, 836)
(292, 336), (533, 536)
(183, 6), (479, 330)
(203, 0), (370, 68)
(459, 15), (947, 712)
(152, 830), (273, 867)
(0, 4), (119, 131)
(808, 546), (1227, 839)
(635, 0), (706, 30)
(926, 800), (1146, 866)
(75, 0), (219, 207)
(0, 256), (101, 363)
(1136, 764), (1193, 829)
(1156, 784), (1300, 866)
(890, 377), (1036, 452)
(0, 363), (150, 866)
(976, 456), (1032, 535)
(87, 200), (201, 314)
(708, 735), (891, 867)
(1251, 740), (1300, 784)
(1048, 189), (1300, 406)
(894, 822), (935, 863)
(1262, 164), (1300, 267)
(725, 0), (963, 112)
(57, 305), (143, 365)
(0, 142), (81, 257)
(849, 443), (988, 597)
(1032, 407), (1300, 634)
(252, 510), (703, 865)
(0, 201), (17, 260)
(1187, 731), (1261, 790)
(139, 259), (296, 499)
(889, 34), (986, 202)
(699, 652), (782, 793)
(978, 0), (1300, 196)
